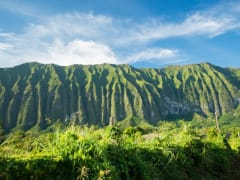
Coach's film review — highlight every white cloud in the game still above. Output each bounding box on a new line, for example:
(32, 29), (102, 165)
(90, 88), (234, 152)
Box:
(126, 48), (179, 63)
(0, 1), (41, 18)
(0, 39), (118, 67)
(26, 13), (114, 39)
(0, 43), (12, 50)
(0, 13), (120, 67)
(133, 13), (238, 42)
(0, 1), (240, 67)
(47, 39), (119, 65)
(0, 33), (14, 38)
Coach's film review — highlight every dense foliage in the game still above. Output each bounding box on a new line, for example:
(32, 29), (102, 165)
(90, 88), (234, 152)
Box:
(0, 118), (240, 179)
(0, 62), (240, 179)
(0, 62), (239, 131)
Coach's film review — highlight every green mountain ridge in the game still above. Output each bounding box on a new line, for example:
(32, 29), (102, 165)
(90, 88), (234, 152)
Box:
(0, 62), (239, 131)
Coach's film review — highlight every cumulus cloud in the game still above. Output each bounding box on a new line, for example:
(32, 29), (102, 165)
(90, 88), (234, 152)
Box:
(47, 39), (119, 65)
(0, 39), (118, 67)
(126, 48), (179, 63)
(0, 13), (120, 67)
(0, 1), (240, 67)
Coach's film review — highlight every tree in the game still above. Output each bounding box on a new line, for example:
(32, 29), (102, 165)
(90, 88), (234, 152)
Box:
(109, 116), (115, 126)
(0, 124), (4, 143)
(215, 111), (220, 132)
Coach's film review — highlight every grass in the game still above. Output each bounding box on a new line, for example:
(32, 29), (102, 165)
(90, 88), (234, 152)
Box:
(0, 118), (240, 179)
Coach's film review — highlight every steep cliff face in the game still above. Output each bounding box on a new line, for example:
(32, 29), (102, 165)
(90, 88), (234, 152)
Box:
(0, 62), (239, 131)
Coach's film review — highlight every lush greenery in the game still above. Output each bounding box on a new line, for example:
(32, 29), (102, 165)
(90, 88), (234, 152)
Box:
(0, 62), (240, 131)
(1, 115), (240, 179)
(0, 62), (240, 179)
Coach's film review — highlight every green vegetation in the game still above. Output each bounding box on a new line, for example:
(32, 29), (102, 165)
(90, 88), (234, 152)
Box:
(0, 117), (240, 179)
(0, 62), (240, 179)
(0, 62), (239, 132)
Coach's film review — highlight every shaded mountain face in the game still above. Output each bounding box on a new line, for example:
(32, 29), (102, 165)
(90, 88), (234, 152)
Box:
(0, 62), (239, 131)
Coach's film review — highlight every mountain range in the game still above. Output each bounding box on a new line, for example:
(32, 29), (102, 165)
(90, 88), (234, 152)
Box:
(0, 62), (240, 131)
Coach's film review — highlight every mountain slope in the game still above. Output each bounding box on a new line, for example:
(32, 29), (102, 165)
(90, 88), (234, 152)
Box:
(0, 62), (239, 131)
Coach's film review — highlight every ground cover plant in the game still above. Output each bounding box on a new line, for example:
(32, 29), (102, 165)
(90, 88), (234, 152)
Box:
(0, 117), (240, 179)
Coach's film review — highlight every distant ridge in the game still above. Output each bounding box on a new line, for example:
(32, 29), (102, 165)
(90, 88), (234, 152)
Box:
(0, 62), (239, 131)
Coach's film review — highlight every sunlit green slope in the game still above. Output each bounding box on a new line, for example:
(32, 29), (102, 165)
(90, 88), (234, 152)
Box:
(0, 62), (239, 131)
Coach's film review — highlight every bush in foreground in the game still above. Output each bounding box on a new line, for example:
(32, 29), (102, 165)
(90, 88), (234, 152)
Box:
(0, 125), (240, 179)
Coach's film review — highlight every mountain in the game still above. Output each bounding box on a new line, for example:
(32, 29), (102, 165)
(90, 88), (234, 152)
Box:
(0, 62), (240, 131)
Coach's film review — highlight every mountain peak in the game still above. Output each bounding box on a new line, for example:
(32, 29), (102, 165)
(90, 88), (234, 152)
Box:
(0, 62), (239, 131)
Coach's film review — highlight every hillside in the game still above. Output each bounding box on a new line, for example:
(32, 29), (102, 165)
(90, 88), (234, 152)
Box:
(0, 62), (240, 131)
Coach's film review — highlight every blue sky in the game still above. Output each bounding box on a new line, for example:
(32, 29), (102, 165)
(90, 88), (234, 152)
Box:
(0, 0), (239, 68)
